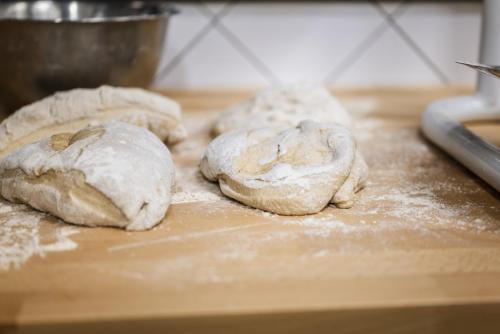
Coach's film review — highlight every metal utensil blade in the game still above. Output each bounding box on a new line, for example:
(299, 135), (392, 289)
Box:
(456, 61), (500, 79)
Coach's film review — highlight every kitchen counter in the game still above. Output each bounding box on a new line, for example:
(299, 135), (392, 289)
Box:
(1, 87), (499, 333)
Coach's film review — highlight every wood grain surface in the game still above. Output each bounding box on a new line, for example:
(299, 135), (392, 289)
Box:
(0, 87), (499, 334)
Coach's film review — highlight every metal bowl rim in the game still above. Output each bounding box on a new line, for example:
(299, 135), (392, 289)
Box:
(0, 1), (179, 23)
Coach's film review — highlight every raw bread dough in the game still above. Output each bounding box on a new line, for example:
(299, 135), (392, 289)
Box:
(200, 120), (368, 215)
(0, 86), (187, 157)
(212, 83), (351, 136)
(0, 122), (174, 230)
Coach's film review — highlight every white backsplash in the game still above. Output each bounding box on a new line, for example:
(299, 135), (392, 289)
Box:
(154, 1), (481, 89)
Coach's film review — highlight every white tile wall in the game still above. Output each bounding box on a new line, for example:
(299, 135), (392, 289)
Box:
(154, 1), (482, 89)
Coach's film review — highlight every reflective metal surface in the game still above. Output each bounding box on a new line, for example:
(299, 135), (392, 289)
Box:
(456, 61), (500, 79)
(423, 0), (500, 193)
(0, 1), (176, 113)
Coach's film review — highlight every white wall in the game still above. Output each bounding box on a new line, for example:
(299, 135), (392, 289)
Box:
(154, 1), (482, 88)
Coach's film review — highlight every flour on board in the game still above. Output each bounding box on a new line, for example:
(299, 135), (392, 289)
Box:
(2, 94), (499, 278)
(171, 166), (222, 204)
(0, 199), (78, 270)
(97, 100), (500, 286)
(168, 107), (498, 235)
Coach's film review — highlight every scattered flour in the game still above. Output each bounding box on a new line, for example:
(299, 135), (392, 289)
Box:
(97, 107), (500, 286)
(283, 216), (360, 236)
(172, 191), (221, 204)
(0, 200), (78, 271)
(171, 166), (223, 204)
(170, 112), (498, 237)
(170, 111), (225, 204)
(3, 96), (499, 281)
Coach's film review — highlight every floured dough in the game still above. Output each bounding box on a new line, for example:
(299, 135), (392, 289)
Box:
(0, 122), (174, 230)
(0, 85), (187, 157)
(200, 120), (368, 215)
(212, 83), (351, 136)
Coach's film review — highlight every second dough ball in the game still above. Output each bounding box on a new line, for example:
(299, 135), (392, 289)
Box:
(212, 83), (352, 136)
(201, 120), (368, 215)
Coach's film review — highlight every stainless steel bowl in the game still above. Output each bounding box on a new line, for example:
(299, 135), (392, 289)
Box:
(0, 1), (177, 113)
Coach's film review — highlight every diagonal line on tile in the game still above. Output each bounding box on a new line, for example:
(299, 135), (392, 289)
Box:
(374, 1), (451, 84)
(199, 2), (282, 86)
(324, 1), (409, 84)
(155, 2), (235, 81)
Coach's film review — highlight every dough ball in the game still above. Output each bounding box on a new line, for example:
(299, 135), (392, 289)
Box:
(0, 122), (174, 231)
(0, 86), (187, 157)
(212, 83), (351, 136)
(201, 120), (368, 215)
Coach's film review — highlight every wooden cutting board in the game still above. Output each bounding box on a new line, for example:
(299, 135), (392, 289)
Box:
(0, 87), (499, 334)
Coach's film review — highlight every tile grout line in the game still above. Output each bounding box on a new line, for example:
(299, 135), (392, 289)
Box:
(157, 0), (458, 87)
(374, 1), (451, 85)
(324, 1), (409, 84)
(199, 2), (282, 86)
(154, 2), (235, 82)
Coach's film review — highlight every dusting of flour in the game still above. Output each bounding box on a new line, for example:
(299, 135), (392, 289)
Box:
(104, 97), (500, 287)
(169, 103), (499, 236)
(0, 199), (79, 271)
(171, 166), (222, 204)
(3, 94), (499, 283)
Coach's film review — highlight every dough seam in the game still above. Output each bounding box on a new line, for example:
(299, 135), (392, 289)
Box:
(0, 168), (129, 227)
